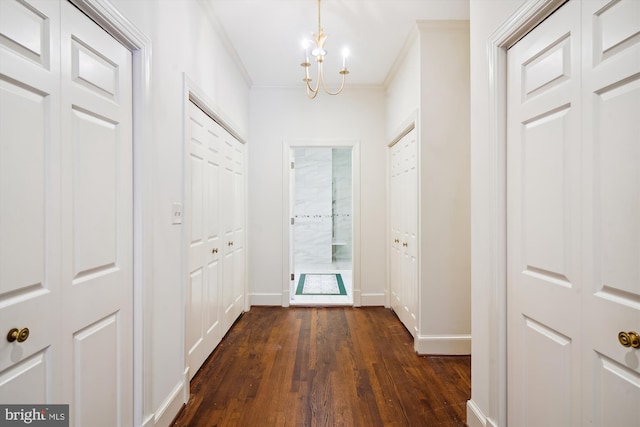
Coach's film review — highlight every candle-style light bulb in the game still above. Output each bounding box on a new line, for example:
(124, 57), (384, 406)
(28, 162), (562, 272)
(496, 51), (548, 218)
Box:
(302, 39), (310, 63)
(341, 47), (349, 69)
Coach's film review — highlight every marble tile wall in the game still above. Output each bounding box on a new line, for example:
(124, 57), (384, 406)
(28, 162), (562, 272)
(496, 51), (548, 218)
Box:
(293, 147), (353, 266)
(294, 148), (333, 265)
(332, 148), (352, 262)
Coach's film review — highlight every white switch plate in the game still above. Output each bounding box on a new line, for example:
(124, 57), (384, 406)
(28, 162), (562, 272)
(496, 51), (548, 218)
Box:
(172, 202), (183, 224)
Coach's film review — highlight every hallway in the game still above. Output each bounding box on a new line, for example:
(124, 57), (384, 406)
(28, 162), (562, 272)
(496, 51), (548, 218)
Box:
(172, 307), (471, 426)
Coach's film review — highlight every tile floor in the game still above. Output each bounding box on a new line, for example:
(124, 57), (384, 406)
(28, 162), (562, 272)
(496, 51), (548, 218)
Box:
(290, 262), (353, 306)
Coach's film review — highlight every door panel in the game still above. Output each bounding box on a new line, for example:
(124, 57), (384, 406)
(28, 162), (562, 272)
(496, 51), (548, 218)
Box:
(73, 314), (120, 427)
(582, 1), (640, 425)
(507, 2), (582, 425)
(0, 0), (59, 404)
(389, 128), (417, 336)
(186, 101), (223, 379)
(61, 2), (133, 424)
(0, 351), (48, 404)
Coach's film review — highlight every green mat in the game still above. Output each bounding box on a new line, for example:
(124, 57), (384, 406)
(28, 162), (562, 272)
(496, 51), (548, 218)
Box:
(295, 273), (347, 296)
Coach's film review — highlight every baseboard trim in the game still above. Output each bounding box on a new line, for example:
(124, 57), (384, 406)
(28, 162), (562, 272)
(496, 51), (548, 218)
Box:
(415, 334), (471, 355)
(466, 399), (488, 427)
(359, 292), (385, 306)
(153, 378), (187, 427)
(250, 293), (283, 306)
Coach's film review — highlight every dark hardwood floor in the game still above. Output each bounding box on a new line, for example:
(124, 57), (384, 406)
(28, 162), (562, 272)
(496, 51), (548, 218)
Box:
(172, 307), (471, 427)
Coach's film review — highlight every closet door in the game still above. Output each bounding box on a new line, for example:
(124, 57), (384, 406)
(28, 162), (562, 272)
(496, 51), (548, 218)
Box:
(221, 135), (244, 332)
(581, 0), (640, 424)
(185, 101), (223, 380)
(390, 141), (403, 317)
(60, 3), (134, 423)
(507, 1), (640, 425)
(1, 1), (134, 424)
(0, 0), (61, 404)
(389, 128), (418, 336)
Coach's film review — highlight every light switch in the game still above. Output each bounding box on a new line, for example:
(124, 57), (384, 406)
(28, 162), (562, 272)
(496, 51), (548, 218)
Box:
(172, 202), (183, 224)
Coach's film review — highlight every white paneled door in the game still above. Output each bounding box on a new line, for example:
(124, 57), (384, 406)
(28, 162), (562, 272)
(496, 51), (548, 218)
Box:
(185, 100), (245, 379)
(0, 0), (133, 425)
(222, 131), (244, 332)
(507, 1), (639, 425)
(185, 101), (222, 380)
(389, 127), (417, 336)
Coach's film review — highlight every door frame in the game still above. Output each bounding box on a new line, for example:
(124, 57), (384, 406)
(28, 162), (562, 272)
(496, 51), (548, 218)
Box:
(68, 1), (152, 425)
(483, 0), (568, 425)
(282, 140), (361, 307)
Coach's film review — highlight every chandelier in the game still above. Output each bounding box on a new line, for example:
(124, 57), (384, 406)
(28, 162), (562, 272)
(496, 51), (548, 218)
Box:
(300, 0), (349, 98)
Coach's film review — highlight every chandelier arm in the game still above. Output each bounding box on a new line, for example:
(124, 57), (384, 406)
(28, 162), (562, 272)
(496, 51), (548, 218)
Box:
(305, 61), (322, 94)
(320, 67), (347, 96)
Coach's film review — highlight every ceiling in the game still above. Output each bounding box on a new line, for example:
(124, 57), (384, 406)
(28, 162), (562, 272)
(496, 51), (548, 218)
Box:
(205, 0), (469, 88)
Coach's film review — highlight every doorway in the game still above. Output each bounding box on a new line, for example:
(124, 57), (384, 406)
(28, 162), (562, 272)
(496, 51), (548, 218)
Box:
(289, 147), (353, 306)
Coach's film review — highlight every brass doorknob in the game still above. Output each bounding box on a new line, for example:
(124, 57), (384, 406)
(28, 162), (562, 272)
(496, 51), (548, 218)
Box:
(403, 242), (408, 247)
(7, 327), (29, 343)
(618, 331), (640, 349)
(212, 248), (218, 254)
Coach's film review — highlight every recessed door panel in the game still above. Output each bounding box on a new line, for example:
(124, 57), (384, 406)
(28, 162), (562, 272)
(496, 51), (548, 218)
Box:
(0, 78), (46, 291)
(73, 314), (119, 427)
(0, 0), (50, 67)
(592, 353), (640, 427)
(0, 351), (49, 404)
(594, 78), (639, 293)
(522, 106), (573, 283)
(522, 317), (572, 427)
(71, 108), (118, 280)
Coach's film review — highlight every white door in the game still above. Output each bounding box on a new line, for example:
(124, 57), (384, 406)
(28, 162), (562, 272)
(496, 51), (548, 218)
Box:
(389, 128), (417, 336)
(221, 131), (244, 332)
(0, 0), (62, 405)
(1, 1), (134, 425)
(60, 2), (133, 424)
(507, 1), (640, 425)
(580, 0), (640, 424)
(289, 151), (296, 299)
(185, 101), (222, 380)
(390, 140), (403, 315)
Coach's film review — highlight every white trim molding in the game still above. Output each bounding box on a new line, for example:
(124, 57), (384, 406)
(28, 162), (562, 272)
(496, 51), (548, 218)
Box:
(482, 1), (568, 426)
(415, 334), (471, 355)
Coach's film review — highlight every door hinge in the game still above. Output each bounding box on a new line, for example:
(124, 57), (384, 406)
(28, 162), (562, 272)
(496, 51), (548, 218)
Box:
(291, 161), (295, 169)
(291, 217), (295, 225)
(291, 273), (295, 281)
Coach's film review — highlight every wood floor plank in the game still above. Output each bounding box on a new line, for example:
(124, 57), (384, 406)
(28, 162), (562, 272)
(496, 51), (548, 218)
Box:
(172, 307), (470, 427)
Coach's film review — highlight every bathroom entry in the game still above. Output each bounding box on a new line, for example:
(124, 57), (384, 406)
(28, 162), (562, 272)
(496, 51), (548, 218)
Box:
(290, 147), (353, 305)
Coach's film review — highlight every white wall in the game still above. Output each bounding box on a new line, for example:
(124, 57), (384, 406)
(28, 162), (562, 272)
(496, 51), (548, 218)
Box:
(385, 21), (471, 355)
(417, 21), (471, 354)
(467, 1), (526, 427)
(248, 87), (387, 306)
(104, 1), (250, 425)
(385, 32), (420, 138)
